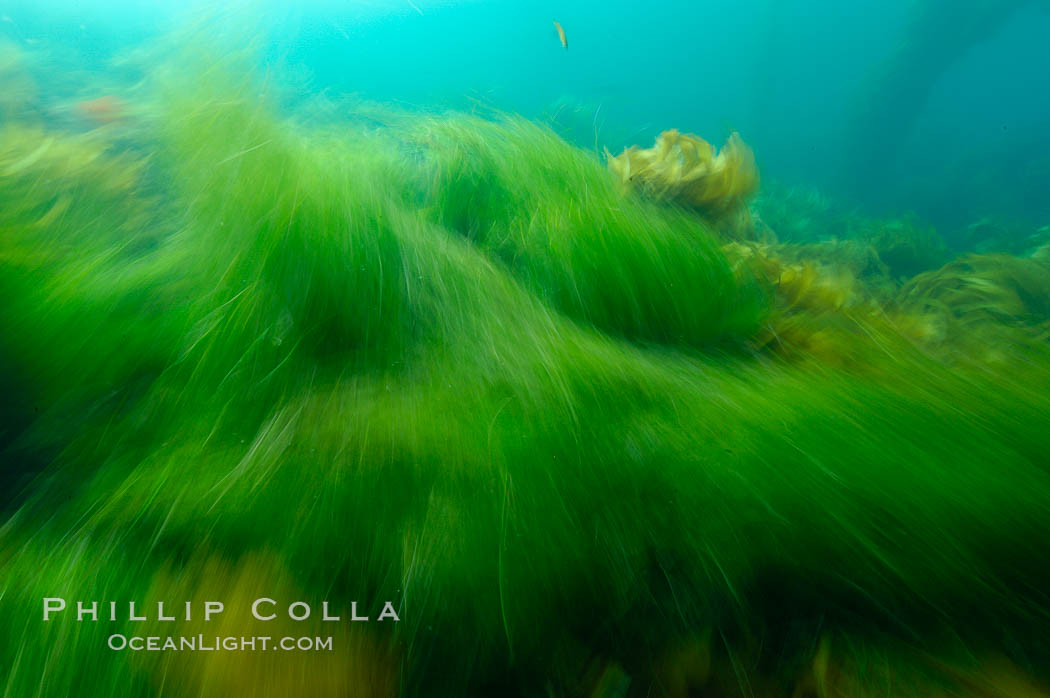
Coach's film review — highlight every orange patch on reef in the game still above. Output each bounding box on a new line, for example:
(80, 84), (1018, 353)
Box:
(75, 95), (127, 124)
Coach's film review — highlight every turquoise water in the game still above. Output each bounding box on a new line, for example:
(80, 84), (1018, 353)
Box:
(4, 0), (1050, 227)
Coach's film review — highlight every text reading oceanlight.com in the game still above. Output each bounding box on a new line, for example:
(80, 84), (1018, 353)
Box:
(107, 635), (334, 652)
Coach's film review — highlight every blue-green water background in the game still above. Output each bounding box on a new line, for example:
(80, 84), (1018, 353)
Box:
(4, 0), (1049, 235)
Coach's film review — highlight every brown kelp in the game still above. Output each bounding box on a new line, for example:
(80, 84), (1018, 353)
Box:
(897, 253), (1050, 352)
(2, 37), (1050, 698)
(753, 182), (948, 280)
(606, 128), (759, 235)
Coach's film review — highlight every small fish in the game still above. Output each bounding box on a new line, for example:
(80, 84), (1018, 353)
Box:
(553, 20), (567, 50)
(75, 95), (127, 125)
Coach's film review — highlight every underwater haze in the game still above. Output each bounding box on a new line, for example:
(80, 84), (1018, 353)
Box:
(4, 0), (1050, 229)
(2, 1), (1050, 697)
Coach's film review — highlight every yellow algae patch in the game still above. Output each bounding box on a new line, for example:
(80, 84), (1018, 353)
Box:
(138, 552), (399, 698)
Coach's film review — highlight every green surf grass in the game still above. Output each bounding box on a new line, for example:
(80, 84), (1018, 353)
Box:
(2, 41), (1050, 698)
